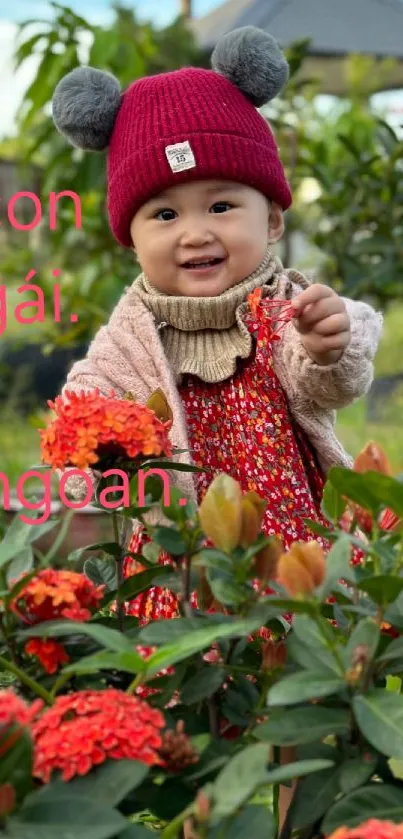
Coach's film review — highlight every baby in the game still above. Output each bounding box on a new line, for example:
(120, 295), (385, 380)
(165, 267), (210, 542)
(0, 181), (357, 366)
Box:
(52, 26), (382, 618)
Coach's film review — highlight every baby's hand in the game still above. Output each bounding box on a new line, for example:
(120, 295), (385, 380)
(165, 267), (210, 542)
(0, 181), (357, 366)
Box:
(291, 284), (351, 366)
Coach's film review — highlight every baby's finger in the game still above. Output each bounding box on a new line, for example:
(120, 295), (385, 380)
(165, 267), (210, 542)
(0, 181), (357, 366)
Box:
(292, 284), (333, 316)
(311, 313), (350, 336)
(294, 297), (343, 333)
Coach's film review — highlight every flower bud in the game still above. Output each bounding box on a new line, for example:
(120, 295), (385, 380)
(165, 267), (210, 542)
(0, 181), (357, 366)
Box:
(199, 474), (243, 552)
(145, 388), (173, 424)
(239, 491), (266, 547)
(353, 441), (392, 476)
(261, 639), (287, 671)
(254, 536), (283, 582)
(0, 784), (15, 818)
(277, 541), (325, 597)
(194, 791), (211, 823)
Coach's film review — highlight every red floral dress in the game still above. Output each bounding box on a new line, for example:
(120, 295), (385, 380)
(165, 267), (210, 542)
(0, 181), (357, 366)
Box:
(124, 299), (331, 624)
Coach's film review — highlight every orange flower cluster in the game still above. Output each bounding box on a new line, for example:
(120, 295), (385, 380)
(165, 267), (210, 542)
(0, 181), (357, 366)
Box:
(0, 690), (42, 759)
(32, 689), (165, 782)
(25, 638), (69, 674)
(40, 388), (173, 471)
(327, 820), (403, 839)
(12, 569), (104, 674)
(12, 569), (104, 624)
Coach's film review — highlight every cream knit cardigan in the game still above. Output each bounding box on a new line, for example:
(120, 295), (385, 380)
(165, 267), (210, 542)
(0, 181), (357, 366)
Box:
(61, 261), (383, 525)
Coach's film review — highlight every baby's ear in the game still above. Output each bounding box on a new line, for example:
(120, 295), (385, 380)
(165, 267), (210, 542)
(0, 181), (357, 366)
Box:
(268, 202), (284, 243)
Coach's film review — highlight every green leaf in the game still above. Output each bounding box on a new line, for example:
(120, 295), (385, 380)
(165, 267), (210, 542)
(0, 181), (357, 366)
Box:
(181, 667), (226, 704)
(207, 573), (248, 607)
(321, 480), (347, 524)
(211, 746), (332, 823)
(322, 785), (403, 833)
(359, 472), (403, 518)
(62, 650), (144, 677)
(291, 615), (343, 675)
(320, 535), (355, 597)
(264, 759), (334, 784)
(117, 827), (153, 839)
(328, 467), (382, 515)
(144, 609), (273, 677)
(210, 744), (273, 822)
(152, 526), (186, 555)
(358, 575), (403, 606)
(378, 635), (403, 664)
(339, 754), (377, 794)
(267, 671), (345, 707)
(290, 766), (340, 830)
(254, 706), (350, 745)
(36, 761), (149, 807)
(19, 620), (135, 653)
(138, 616), (225, 645)
(344, 617), (380, 667)
(0, 729), (33, 802)
(84, 557), (118, 591)
(6, 548), (34, 586)
(6, 794), (127, 839)
(353, 690), (403, 758)
(118, 566), (172, 601)
(216, 805), (275, 839)
(0, 516), (58, 569)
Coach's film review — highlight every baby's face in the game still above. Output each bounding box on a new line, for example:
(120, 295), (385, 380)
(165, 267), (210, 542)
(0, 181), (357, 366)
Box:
(130, 179), (283, 297)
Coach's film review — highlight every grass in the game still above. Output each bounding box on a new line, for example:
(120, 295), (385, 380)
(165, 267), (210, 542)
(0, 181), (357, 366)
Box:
(336, 395), (403, 473)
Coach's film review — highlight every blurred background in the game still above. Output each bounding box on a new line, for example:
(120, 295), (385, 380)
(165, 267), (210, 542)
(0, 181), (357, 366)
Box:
(0, 0), (403, 533)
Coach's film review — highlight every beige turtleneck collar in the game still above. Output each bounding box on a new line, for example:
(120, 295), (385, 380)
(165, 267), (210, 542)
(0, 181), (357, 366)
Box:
(133, 248), (284, 383)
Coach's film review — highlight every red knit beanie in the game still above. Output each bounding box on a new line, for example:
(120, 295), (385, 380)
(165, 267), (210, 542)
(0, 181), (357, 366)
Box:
(52, 26), (292, 248)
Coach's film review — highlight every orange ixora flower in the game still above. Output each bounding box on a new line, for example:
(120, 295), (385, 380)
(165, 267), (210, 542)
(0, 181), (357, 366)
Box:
(12, 569), (104, 673)
(12, 568), (104, 624)
(25, 638), (70, 674)
(0, 690), (42, 759)
(32, 689), (165, 783)
(39, 388), (173, 471)
(327, 820), (403, 839)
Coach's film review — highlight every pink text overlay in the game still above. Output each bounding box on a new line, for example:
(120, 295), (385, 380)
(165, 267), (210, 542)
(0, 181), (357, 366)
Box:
(1, 468), (182, 525)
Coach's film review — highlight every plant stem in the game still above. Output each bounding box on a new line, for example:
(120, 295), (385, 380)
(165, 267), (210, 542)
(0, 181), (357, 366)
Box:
(127, 671), (144, 696)
(207, 695), (220, 739)
(113, 511), (127, 632)
(181, 556), (193, 619)
(0, 613), (21, 668)
(0, 654), (52, 704)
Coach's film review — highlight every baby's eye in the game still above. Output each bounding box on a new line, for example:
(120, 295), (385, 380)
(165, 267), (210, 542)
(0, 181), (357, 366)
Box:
(154, 208), (177, 221)
(210, 202), (233, 214)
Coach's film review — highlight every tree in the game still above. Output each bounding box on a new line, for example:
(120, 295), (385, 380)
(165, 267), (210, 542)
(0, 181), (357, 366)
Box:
(4, 1), (207, 349)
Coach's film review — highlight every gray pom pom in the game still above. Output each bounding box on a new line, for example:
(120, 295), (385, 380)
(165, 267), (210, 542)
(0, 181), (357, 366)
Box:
(211, 26), (289, 107)
(52, 66), (121, 151)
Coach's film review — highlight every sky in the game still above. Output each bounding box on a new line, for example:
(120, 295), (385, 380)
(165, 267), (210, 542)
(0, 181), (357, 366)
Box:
(0, 0), (222, 138)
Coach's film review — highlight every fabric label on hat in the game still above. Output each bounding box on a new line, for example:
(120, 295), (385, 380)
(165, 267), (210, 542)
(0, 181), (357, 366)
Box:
(165, 141), (196, 173)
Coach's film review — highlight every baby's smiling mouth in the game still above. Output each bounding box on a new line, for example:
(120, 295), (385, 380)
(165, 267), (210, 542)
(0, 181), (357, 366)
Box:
(181, 257), (226, 270)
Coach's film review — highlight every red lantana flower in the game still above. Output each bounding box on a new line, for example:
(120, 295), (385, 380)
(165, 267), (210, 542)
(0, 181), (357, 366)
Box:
(11, 568), (104, 624)
(327, 820), (403, 839)
(32, 689), (165, 782)
(25, 638), (70, 674)
(39, 388), (173, 471)
(0, 690), (42, 758)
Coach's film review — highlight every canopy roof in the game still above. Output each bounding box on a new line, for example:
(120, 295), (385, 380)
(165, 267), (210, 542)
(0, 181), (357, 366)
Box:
(192, 0), (403, 94)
